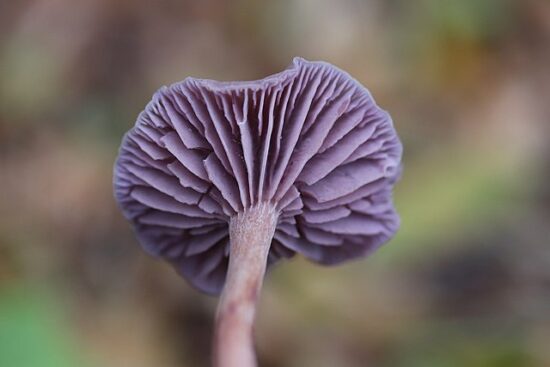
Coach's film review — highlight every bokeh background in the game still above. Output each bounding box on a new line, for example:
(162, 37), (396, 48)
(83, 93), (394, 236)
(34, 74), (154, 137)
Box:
(1, 0), (549, 366)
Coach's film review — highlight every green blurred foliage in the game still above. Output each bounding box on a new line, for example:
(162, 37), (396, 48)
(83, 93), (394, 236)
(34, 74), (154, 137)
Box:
(0, 286), (84, 367)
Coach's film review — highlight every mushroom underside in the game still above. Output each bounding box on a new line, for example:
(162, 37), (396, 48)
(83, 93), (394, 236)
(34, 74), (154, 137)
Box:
(114, 57), (402, 294)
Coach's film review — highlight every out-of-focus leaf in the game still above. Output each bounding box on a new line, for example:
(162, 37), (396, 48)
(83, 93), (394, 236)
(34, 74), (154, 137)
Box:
(0, 285), (86, 367)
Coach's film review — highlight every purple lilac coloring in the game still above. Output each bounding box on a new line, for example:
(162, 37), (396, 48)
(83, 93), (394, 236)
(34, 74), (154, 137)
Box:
(114, 57), (403, 294)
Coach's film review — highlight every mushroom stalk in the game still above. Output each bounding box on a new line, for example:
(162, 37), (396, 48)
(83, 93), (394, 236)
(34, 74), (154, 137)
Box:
(213, 203), (278, 367)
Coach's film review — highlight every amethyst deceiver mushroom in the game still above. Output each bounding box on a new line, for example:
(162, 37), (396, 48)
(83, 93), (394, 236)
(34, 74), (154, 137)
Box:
(114, 57), (402, 367)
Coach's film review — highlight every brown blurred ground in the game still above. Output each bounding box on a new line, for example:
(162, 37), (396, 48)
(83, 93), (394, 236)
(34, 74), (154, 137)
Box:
(1, 1), (549, 366)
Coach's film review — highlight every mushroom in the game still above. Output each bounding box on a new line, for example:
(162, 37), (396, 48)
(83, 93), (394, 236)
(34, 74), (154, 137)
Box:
(114, 57), (402, 367)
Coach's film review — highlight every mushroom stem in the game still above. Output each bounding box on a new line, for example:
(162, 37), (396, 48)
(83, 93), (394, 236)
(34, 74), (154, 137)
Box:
(213, 203), (278, 367)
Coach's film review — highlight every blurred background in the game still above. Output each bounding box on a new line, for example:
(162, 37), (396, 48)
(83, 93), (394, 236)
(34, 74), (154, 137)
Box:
(1, 0), (549, 366)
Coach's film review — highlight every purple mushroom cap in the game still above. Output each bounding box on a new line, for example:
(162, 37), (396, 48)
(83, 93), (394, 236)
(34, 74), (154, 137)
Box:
(114, 57), (402, 295)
